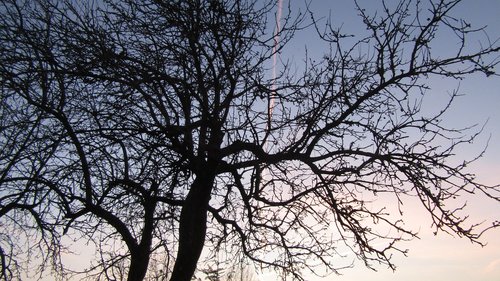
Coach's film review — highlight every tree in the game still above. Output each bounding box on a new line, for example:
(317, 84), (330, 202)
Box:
(0, 0), (499, 280)
(195, 253), (258, 281)
(222, 259), (258, 281)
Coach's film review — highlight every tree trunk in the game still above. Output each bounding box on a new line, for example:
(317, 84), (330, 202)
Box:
(127, 249), (151, 281)
(127, 198), (156, 281)
(169, 173), (215, 281)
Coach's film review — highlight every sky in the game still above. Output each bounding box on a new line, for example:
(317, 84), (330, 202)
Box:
(10, 1), (499, 280)
(257, 0), (500, 280)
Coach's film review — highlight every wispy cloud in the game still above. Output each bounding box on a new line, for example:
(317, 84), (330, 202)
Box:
(483, 258), (500, 274)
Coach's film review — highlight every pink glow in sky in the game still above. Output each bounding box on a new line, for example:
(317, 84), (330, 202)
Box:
(266, 0), (500, 280)
(19, 1), (500, 280)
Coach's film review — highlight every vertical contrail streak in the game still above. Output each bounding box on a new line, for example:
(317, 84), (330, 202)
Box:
(267, 0), (283, 141)
(272, 0), (283, 90)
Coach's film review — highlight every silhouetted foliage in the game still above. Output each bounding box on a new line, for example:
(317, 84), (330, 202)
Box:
(1, 0), (499, 280)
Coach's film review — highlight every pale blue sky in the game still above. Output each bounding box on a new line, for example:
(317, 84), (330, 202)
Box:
(261, 0), (500, 280)
(18, 1), (500, 280)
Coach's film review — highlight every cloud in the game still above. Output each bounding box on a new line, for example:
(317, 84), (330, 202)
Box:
(483, 258), (500, 274)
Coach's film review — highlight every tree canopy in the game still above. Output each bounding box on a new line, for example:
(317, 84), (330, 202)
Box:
(0, 0), (499, 280)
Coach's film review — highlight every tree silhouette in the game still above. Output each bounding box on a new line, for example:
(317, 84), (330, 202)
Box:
(195, 254), (258, 281)
(1, 0), (499, 280)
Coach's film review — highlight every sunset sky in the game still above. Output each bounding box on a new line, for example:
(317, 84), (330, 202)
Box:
(257, 0), (500, 280)
(7, 1), (499, 280)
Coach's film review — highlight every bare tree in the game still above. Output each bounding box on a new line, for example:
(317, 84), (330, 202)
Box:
(1, 0), (499, 280)
(223, 259), (258, 281)
(196, 253), (258, 281)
